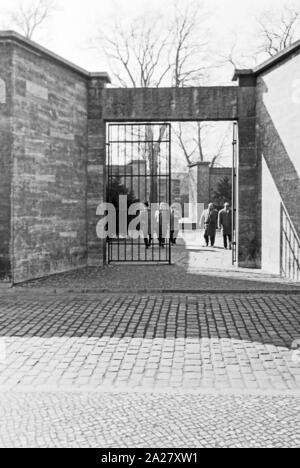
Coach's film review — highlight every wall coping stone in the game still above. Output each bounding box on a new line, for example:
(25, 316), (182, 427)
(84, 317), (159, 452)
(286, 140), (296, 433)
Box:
(0, 30), (111, 83)
(233, 38), (300, 82)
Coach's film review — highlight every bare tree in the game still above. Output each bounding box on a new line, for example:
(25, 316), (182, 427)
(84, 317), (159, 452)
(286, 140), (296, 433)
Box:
(99, 15), (171, 88)
(95, 1), (214, 201)
(257, 3), (300, 57)
(218, 3), (300, 79)
(210, 122), (233, 168)
(171, 1), (209, 87)
(175, 121), (232, 168)
(96, 1), (209, 89)
(8, 0), (57, 40)
(174, 122), (207, 166)
(217, 33), (257, 71)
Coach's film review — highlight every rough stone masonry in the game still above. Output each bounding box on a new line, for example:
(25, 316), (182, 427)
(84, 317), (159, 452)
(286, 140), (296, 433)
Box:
(1, 31), (299, 284)
(0, 32), (109, 283)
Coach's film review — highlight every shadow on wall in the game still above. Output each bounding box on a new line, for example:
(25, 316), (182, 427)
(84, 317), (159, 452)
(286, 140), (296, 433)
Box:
(258, 84), (300, 238)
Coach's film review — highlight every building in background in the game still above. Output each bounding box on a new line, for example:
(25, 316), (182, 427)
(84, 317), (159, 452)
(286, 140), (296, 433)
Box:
(188, 161), (232, 226)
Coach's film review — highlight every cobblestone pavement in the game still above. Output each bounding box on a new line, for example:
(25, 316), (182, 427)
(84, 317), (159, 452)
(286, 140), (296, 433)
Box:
(0, 293), (299, 447)
(15, 262), (300, 294)
(14, 231), (300, 293)
(0, 294), (299, 392)
(0, 392), (299, 448)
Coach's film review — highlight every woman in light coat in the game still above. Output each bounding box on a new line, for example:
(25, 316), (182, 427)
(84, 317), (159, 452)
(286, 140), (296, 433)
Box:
(200, 203), (218, 247)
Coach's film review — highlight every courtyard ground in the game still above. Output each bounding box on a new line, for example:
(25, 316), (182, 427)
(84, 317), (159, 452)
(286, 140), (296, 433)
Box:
(1, 392), (298, 448)
(0, 292), (299, 448)
(15, 231), (300, 293)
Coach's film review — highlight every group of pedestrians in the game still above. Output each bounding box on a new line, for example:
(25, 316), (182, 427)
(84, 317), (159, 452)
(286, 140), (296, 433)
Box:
(140, 202), (181, 249)
(140, 201), (232, 251)
(200, 202), (232, 250)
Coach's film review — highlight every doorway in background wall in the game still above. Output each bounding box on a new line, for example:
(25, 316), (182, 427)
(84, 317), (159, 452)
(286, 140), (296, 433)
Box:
(105, 120), (238, 271)
(106, 122), (172, 264)
(180, 120), (238, 271)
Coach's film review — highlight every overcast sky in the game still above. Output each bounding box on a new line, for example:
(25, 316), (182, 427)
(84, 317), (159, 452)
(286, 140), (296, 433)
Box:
(0, 0), (297, 168)
(0, 0), (296, 75)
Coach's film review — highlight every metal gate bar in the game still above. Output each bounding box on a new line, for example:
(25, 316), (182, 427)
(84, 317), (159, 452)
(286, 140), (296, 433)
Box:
(280, 203), (300, 281)
(106, 123), (172, 264)
(232, 122), (238, 265)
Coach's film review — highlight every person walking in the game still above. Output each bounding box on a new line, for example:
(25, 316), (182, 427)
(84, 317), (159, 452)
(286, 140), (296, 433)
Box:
(170, 205), (181, 245)
(155, 202), (170, 248)
(218, 202), (232, 250)
(200, 203), (218, 247)
(141, 201), (152, 249)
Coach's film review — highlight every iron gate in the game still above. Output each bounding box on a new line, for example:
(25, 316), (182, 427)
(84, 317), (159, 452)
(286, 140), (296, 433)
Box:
(232, 122), (238, 265)
(280, 203), (300, 281)
(106, 123), (172, 264)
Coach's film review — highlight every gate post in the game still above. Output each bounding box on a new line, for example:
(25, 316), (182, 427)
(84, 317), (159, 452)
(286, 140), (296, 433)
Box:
(87, 73), (110, 266)
(234, 71), (261, 268)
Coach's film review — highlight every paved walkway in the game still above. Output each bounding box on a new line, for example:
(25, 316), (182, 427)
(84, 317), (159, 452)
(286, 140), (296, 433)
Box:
(2, 231), (300, 448)
(0, 292), (299, 447)
(0, 294), (299, 393)
(1, 392), (298, 448)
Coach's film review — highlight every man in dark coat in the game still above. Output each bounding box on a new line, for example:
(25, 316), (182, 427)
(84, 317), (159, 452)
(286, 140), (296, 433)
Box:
(200, 203), (219, 247)
(141, 201), (152, 249)
(218, 202), (232, 250)
(170, 205), (181, 245)
(155, 203), (170, 248)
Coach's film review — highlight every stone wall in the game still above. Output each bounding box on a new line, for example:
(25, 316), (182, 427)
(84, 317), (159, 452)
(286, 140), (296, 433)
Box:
(188, 162), (232, 223)
(87, 75), (109, 267)
(256, 53), (300, 238)
(103, 86), (258, 268)
(236, 81), (259, 268)
(256, 52), (300, 278)
(261, 157), (282, 274)
(188, 164), (200, 224)
(194, 162), (210, 209)
(0, 42), (13, 280)
(10, 42), (89, 283)
(101, 87), (238, 122)
(4, 32), (298, 281)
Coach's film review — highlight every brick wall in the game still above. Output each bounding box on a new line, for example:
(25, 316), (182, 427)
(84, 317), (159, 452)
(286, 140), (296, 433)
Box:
(209, 167), (232, 202)
(190, 163), (232, 210)
(10, 43), (89, 283)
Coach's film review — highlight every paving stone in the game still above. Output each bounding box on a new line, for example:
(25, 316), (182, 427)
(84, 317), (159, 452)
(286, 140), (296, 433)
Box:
(0, 291), (299, 447)
(13, 239), (300, 293)
(2, 393), (298, 448)
(0, 293), (299, 394)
